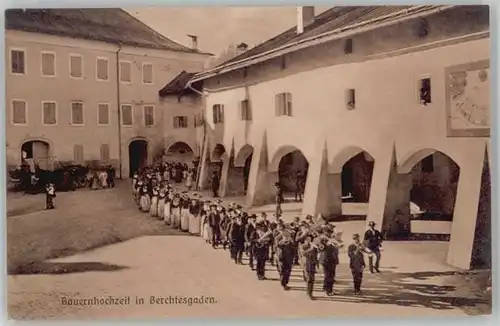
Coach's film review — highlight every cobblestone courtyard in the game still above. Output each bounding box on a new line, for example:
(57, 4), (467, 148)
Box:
(7, 184), (490, 319)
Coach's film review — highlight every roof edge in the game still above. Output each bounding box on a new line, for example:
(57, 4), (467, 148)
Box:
(189, 5), (454, 84)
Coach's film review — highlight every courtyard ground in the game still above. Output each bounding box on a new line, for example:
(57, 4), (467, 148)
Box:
(6, 182), (492, 318)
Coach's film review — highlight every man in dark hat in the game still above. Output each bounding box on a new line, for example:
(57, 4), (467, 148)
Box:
(319, 226), (340, 296)
(301, 234), (318, 300)
(348, 233), (372, 295)
(245, 214), (257, 270)
(208, 204), (221, 248)
(277, 229), (295, 291)
(229, 215), (245, 264)
(363, 221), (383, 273)
(211, 170), (220, 197)
(251, 221), (271, 280)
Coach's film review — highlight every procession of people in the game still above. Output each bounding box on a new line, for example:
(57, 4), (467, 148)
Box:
(131, 161), (384, 300)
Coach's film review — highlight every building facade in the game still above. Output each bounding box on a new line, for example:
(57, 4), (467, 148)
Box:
(190, 5), (491, 270)
(5, 9), (210, 178)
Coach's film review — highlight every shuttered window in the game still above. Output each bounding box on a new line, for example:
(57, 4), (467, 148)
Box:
(100, 144), (110, 161)
(120, 61), (132, 82)
(240, 99), (252, 121)
(41, 52), (56, 76)
(42, 102), (57, 125)
(98, 103), (110, 125)
(70, 54), (83, 78)
(173, 116), (188, 128)
(142, 63), (153, 84)
(275, 93), (292, 116)
(71, 102), (84, 125)
(144, 105), (154, 126)
(96, 58), (109, 80)
(73, 144), (84, 163)
(213, 104), (224, 124)
(12, 100), (27, 124)
(11, 49), (25, 74)
(121, 104), (133, 125)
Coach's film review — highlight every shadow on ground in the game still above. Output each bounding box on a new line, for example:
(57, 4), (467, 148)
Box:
(12, 261), (129, 275)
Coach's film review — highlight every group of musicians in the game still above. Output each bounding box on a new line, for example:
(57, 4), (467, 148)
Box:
(132, 165), (384, 299)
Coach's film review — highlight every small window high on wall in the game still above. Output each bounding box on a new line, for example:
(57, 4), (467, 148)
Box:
(213, 104), (224, 124)
(240, 99), (252, 121)
(419, 77), (431, 105)
(346, 89), (356, 110)
(275, 93), (292, 117)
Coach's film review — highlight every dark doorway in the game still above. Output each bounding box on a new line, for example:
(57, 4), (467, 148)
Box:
(341, 152), (374, 202)
(243, 153), (253, 193)
(277, 150), (309, 199)
(21, 140), (50, 170)
(129, 140), (148, 177)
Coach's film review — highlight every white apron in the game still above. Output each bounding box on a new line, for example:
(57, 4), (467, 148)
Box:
(140, 194), (150, 212)
(149, 197), (158, 217)
(190, 214), (201, 235)
(157, 197), (166, 219)
(172, 206), (180, 228)
(164, 201), (171, 224)
(181, 207), (189, 231)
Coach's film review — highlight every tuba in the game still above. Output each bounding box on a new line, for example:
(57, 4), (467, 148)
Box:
(255, 230), (272, 248)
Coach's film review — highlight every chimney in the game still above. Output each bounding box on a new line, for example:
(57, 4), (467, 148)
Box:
(187, 34), (198, 50)
(296, 6), (315, 34)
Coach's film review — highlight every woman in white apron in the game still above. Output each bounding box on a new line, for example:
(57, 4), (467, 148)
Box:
(149, 186), (159, 217)
(135, 180), (143, 205)
(164, 192), (174, 225)
(139, 186), (150, 212)
(157, 187), (166, 220)
(180, 194), (190, 232)
(201, 201), (211, 242)
(99, 171), (108, 188)
(171, 195), (181, 229)
(185, 170), (193, 190)
(132, 172), (138, 194)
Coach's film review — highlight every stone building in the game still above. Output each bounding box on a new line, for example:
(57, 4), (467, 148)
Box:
(189, 5), (491, 270)
(5, 8), (211, 177)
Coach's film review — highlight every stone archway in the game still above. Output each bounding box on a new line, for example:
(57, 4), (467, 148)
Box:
(165, 141), (194, 165)
(270, 145), (309, 203)
(21, 139), (51, 170)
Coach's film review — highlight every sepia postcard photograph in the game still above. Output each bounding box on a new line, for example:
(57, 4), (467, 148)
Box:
(3, 1), (493, 320)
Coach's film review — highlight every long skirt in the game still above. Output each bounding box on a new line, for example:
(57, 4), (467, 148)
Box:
(185, 178), (192, 190)
(181, 208), (189, 231)
(132, 180), (137, 194)
(202, 223), (210, 241)
(140, 195), (150, 212)
(172, 207), (180, 228)
(149, 197), (158, 217)
(164, 201), (171, 225)
(190, 214), (201, 235)
(157, 198), (165, 220)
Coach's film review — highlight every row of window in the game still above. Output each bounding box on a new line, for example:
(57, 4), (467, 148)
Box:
(9, 49), (154, 84)
(211, 77), (433, 123)
(10, 100), (193, 128)
(73, 144), (111, 163)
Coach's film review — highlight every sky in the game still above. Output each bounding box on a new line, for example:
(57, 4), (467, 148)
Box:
(127, 6), (330, 55)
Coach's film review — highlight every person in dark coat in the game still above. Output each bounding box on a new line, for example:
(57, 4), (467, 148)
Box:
(274, 182), (283, 217)
(208, 204), (221, 248)
(363, 221), (383, 273)
(348, 233), (372, 295)
(245, 215), (257, 270)
(45, 182), (56, 209)
(301, 234), (318, 300)
(319, 226), (341, 296)
(294, 171), (305, 202)
(211, 171), (220, 197)
(277, 230), (295, 290)
(251, 222), (271, 280)
(229, 215), (246, 264)
(107, 165), (115, 188)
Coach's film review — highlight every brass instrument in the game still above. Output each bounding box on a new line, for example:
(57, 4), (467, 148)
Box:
(255, 230), (272, 248)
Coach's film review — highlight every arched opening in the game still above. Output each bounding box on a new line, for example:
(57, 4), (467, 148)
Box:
(209, 144), (226, 188)
(341, 151), (375, 203)
(165, 141), (194, 165)
(406, 151), (460, 240)
(129, 139), (148, 177)
(276, 149), (309, 202)
(21, 140), (50, 170)
(234, 144), (254, 195)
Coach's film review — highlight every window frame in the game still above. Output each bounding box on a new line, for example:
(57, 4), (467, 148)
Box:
(11, 99), (28, 126)
(173, 115), (188, 129)
(143, 105), (155, 126)
(240, 99), (252, 121)
(73, 144), (84, 164)
(418, 74), (432, 106)
(119, 60), (132, 83)
(213, 104), (225, 124)
(41, 101), (58, 126)
(70, 101), (85, 126)
(100, 143), (110, 161)
(9, 47), (27, 75)
(275, 92), (292, 117)
(97, 102), (111, 125)
(69, 53), (84, 79)
(40, 50), (57, 77)
(95, 56), (110, 81)
(142, 62), (154, 85)
(121, 104), (134, 126)
(346, 89), (356, 110)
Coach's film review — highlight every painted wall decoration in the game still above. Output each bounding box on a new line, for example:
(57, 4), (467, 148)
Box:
(445, 60), (490, 137)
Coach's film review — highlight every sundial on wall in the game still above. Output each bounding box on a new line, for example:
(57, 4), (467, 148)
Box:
(446, 60), (490, 137)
